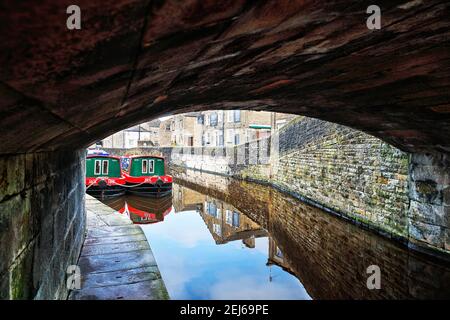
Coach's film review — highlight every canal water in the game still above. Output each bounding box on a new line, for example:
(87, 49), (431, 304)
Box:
(97, 174), (450, 300)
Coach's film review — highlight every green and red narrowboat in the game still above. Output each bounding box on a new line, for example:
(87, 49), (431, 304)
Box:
(85, 154), (126, 197)
(121, 155), (173, 197)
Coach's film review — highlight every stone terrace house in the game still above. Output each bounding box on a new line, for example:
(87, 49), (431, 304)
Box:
(195, 110), (278, 147)
(137, 120), (162, 146)
(99, 119), (161, 148)
(170, 113), (198, 146)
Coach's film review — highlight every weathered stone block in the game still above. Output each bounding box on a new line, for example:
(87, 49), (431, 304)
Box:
(409, 220), (444, 249)
(0, 193), (32, 276)
(445, 228), (450, 252)
(0, 154), (25, 202)
(409, 200), (446, 227)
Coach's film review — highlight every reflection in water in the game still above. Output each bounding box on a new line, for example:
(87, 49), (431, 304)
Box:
(94, 170), (450, 300)
(102, 195), (172, 224)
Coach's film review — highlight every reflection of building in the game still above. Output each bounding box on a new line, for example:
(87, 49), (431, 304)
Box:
(267, 237), (296, 277)
(199, 196), (267, 245)
(172, 183), (205, 212)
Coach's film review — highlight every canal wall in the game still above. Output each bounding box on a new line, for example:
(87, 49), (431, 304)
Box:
(0, 150), (86, 299)
(103, 117), (449, 256)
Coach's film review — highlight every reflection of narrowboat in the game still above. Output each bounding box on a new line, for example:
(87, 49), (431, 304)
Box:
(122, 195), (172, 224)
(102, 195), (172, 224)
(121, 155), (173, 197)
(85, 155), (126, 197)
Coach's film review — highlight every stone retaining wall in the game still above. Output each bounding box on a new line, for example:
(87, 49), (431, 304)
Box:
(0, 150), (86, 299)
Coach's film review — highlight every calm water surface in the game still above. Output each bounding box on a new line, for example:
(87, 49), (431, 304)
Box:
(98, 174), (450, 300)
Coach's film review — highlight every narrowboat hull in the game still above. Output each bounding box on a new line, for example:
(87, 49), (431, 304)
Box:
(85, 177), (126, 197)
(126, 183), (172, 197)
(123, 174), (173, 198)
(86, 185), (126, 197)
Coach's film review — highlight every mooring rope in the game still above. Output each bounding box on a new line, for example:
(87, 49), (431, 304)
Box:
(109, 180), (149, 188)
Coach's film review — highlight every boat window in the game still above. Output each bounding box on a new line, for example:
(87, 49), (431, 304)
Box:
(142, 159), (148, 173)
(94, 160), (101, 175)
(102, 160), (109, 175)
(148, 159), (154, 173)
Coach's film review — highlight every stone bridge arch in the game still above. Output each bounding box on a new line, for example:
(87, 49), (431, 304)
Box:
(0, 0), (449, 299)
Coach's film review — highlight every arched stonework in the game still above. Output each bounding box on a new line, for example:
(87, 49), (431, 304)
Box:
(0, 0), (449, 154)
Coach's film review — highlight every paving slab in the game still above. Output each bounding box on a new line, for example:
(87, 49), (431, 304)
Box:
(81, 240), (150, 257)
(69, 195), (169, 300)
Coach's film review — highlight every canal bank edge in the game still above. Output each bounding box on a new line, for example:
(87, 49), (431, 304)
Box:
(68, 195), (169, 300)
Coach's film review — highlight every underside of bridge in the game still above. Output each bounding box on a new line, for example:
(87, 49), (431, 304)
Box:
(0, 0), (449, 299)
(1, 0), (450, 154)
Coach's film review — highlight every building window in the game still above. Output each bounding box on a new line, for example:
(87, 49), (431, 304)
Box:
(213, 224), (222, 236)
(226, 210), (232, 226)
(276, 246), (283, 259)
(210, 112), (218, 127)
(207, 201), (218, 217)
(227, 129), (233, 144)
(142, 159), (148, 173)
(217, 133), (224, 146)
(234, 110), (241, 122)
(197, 115), (204, 124)
(102, 160), (109, 175)
(94, 160), (101, 175)
(227, 110), (234, 122)
(234, 134), (240, 145)
(232, 211), (240, 227)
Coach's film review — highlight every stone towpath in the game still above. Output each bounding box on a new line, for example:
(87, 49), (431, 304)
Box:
(68, 195), (169, 300)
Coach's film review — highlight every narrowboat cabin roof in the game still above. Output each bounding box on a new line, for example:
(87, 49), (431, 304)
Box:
(124, 155), (165, 160)
(87, 154), (121, 160)
(87, 149), (110, 156)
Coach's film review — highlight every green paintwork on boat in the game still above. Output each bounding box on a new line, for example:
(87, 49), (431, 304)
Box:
(86, 156), (122, 178)
(129, 157), (165, 177)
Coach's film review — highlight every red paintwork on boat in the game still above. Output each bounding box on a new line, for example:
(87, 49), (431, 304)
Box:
(85, 176), (126, 187)
(122, 203), (172, 223)
(121, 172), (173, 184)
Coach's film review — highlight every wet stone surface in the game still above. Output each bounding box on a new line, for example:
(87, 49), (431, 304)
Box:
(68, 195), (169, 300)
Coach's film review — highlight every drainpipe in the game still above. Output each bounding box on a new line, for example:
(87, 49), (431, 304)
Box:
(222, 110), (225, 147)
